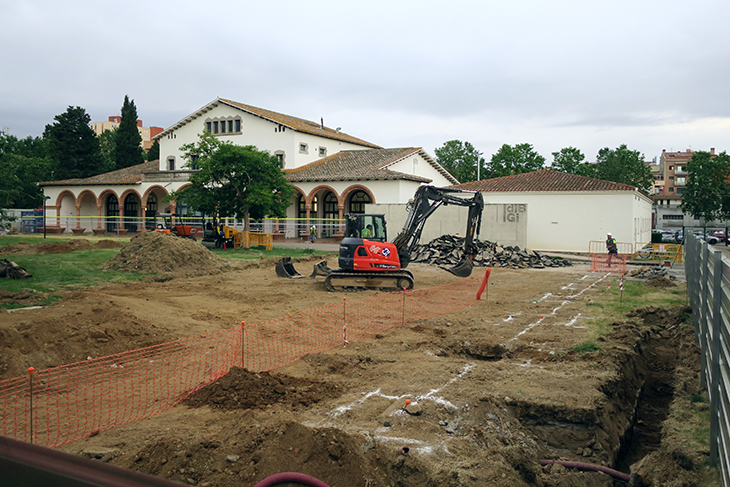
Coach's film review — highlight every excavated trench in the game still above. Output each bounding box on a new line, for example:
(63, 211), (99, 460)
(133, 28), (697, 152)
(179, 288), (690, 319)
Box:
(515, 306), (695, 486)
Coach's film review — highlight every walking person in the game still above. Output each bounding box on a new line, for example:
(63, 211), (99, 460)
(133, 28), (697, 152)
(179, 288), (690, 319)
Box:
(606, 232), (618, 267)
(309, 224), (316, 249)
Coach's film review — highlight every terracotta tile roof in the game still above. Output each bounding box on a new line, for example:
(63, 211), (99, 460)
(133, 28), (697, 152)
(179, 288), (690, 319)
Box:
(285, 148), (436, 183)
(156, 98), (382, 149)
(42, 160), (159, 186)
(451, 169), (638, 192)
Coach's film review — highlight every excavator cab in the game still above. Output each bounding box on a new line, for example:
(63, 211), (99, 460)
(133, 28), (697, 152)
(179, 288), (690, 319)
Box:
(345, 214), (387, 242)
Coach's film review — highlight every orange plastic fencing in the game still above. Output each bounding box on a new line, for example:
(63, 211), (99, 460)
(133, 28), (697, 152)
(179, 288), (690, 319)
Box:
(1, 274), (483, 448)
(591, 254), (628, 273)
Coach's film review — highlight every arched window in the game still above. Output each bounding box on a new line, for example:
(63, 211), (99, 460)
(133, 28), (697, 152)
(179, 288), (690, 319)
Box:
(323, 192), (338, 237)
(106, 195), (119, 233)
(124, 194), (139, 233)
(145, 194), (158, 230)
(348, 190), (371, 214)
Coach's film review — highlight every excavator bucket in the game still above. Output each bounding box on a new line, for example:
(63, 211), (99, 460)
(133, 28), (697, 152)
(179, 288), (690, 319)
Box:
(309, 260), (334, 278)
(445, 257), (474, 278)
(275, 256), (306, 279)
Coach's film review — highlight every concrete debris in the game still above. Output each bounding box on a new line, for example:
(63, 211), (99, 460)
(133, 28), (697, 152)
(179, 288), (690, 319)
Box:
(410, 235), (572, 269)
(628, 266), (676, 280)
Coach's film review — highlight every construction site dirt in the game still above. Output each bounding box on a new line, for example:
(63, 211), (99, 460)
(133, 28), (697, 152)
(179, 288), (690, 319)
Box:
(0, 239), (707, 487)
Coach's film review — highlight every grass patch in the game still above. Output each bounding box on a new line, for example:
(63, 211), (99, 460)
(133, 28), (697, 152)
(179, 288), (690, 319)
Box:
(1, 249), (142, 294)
(569, 341), (600, 353)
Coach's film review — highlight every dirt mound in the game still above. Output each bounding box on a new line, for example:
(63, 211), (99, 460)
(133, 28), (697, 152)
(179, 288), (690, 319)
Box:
(100, 232), (230, 276)
(0, 239), (122, 255)
(0, 289), (48, 305)
(185, 366), (341, 411)
(644, 276), (677, 288)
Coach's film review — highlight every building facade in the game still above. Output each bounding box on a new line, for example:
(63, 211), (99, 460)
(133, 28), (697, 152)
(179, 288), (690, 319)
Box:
(40, 98), (456, 237)
(91, 116), (164, 151)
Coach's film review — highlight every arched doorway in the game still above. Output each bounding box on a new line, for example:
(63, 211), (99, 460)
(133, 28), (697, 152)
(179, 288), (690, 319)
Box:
(106, 195), (119, 233)
(123, 194), (140, 233)
(348, 190), (371, 214)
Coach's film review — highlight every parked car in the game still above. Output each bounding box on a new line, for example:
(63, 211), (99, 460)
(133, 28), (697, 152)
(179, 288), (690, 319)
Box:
(674, 230), (684, 244)
(705, 230), (726, 245)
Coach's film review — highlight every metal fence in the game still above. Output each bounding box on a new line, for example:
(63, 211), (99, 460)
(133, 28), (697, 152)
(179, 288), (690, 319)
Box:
(684, 233), (730, 487)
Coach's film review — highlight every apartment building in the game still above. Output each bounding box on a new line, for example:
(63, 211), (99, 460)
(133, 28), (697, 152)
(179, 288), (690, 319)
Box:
(658, 148), (716, 195)
(90, 116), (164, 151)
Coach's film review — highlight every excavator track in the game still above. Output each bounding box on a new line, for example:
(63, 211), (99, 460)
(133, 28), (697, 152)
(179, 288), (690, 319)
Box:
(324, 270), (414, 292)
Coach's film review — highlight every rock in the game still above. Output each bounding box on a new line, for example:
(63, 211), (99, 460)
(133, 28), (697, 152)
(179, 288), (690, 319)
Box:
(410, 235), (571, 269)
(404, 403), (422, 415)
(226, 455), (240, 463)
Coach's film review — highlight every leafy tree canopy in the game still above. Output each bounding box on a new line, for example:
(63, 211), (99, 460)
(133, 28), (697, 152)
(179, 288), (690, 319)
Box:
(170, 133), (295, 230)
(681, 151), (730, 222)
(0, 130), (53, 217)
(588, 144), (653, 193)
(551, 147), (586, 175)
(114, 95), (145, 170)
(434, 140), (485, 183)
(44, 106), (103, 180)
(487, 143), (545, 178)
(97, 128), (118, 174)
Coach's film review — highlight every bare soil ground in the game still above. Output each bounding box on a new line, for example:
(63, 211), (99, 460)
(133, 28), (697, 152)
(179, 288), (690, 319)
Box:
(0, 235), (705, 486)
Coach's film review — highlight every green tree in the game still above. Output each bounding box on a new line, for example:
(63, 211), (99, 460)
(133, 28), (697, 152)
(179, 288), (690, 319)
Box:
(592, 144), (653, 193)
(551, 147), (586, 175)
(434, 140), (485, 183)
(681, 151), (730, 222)
(170, 133), (295, 230)
(146, 139), (160, 161)
(97, 128), (118, 174)
(0, 130), (53, 227)
(487, 143), (545, 178)
(44, 106), (104, 180)
(114, 95), (144, 169)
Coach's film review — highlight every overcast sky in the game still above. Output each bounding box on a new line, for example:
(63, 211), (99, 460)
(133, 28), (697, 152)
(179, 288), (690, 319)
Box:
(2, 0), (729, 164)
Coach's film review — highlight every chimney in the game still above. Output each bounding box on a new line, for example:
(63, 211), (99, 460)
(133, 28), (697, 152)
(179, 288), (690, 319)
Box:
(320, 118), (324, 130)
(711, 147), (716, 155)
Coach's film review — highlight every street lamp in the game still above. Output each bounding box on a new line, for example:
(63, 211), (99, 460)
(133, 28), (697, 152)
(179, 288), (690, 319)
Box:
(43, 195), (51, 239)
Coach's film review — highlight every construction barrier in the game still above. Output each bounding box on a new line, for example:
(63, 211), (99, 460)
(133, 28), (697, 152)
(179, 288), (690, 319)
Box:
(591, 254), (628, 273)
(0, 274), (482, 448)
(632, 243), (684, 264)
(588, 240), (635, 256)
(243, 231), (273, 251)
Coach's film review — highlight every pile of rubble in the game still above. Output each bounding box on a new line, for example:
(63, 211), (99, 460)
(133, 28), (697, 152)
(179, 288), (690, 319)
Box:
(410, 235), (572, 269)
(628, 265), (676, 280)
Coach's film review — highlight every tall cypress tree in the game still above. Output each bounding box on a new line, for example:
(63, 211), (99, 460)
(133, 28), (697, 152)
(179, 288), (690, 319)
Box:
(114, 95), (144, 169)
(44, 106), (103, 180)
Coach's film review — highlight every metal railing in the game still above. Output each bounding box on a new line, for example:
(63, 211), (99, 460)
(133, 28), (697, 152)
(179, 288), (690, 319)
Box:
(684, 233), (730, 487)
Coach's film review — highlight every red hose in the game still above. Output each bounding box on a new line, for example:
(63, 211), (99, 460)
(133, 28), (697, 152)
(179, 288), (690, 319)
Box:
(253, 472), (332, 487)
(540, 459), (630, 483)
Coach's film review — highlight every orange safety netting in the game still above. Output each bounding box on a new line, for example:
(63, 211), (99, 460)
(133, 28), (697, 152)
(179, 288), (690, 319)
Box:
(591, 254), (628, 273)
(1, 273), (483, 448)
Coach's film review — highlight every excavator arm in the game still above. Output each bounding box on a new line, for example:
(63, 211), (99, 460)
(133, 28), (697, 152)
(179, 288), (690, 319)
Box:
(391, 185), (484, 276)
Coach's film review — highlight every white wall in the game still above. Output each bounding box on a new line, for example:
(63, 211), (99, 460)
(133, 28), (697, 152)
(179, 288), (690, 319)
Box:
(477, 191), (652, 252)
(366, 203), (528, 249)
(387, 154), (453, 187)
(158, 102), (373, 171)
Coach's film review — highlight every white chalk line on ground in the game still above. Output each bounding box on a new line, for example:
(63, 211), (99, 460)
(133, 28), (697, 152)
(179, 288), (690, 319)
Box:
(508, 273), (609, 342)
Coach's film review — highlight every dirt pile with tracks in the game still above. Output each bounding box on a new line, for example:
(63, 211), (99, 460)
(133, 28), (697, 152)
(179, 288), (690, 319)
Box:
(100, 232), (231, 276)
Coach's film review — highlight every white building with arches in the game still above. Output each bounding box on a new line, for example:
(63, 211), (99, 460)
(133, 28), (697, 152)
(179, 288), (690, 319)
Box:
(39, 98), (456, 236)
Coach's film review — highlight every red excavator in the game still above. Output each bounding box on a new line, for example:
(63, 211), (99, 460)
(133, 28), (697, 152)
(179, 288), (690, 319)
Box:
(277, 185), (484, 291)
